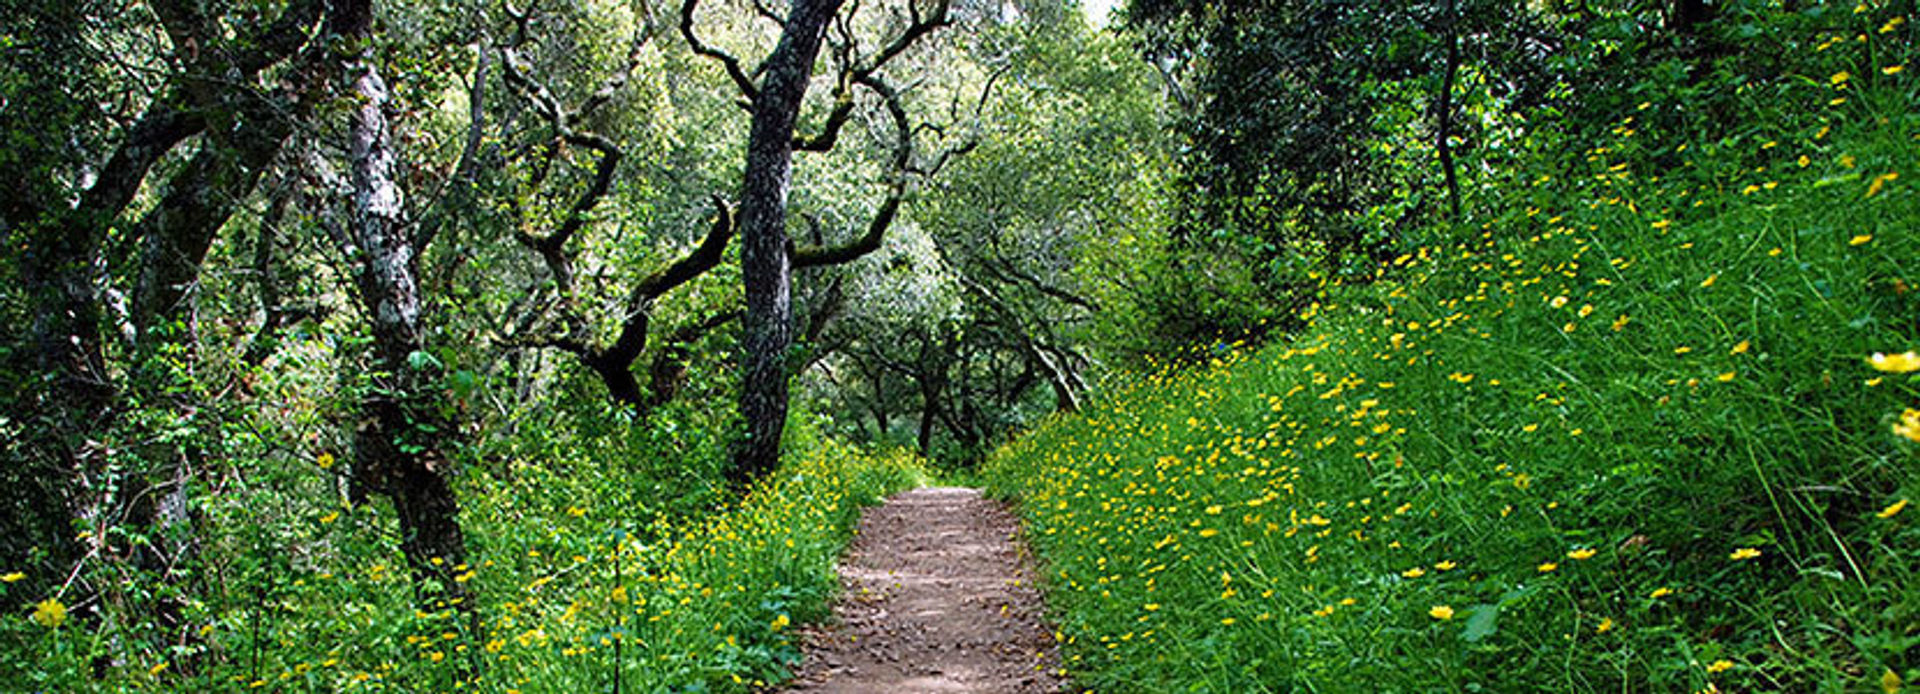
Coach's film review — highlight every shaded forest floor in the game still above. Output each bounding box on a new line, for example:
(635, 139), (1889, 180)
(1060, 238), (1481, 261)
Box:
(782, 487), (1067, 693)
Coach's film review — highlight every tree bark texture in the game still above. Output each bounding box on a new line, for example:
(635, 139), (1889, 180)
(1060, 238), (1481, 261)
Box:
(334, 0), (470, 604)
(730, 0), (849, 486)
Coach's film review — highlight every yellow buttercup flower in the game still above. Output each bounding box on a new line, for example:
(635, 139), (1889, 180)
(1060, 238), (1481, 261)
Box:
(1730, 547), (1761, 561)
(1707, 659), (1734, 673)
(0, 572), (23, 583)
(1868, 352), (1920, 373)
(1866, 171), (1899, 198)
(31, 598), (66, 629)
(1537, 562), (1559, 573)
(1429, 605), (1454, 620)
(1879, 498), (1909, 519)
(1567, 548), (1597, 560)
(1896, 409), (1920, 443)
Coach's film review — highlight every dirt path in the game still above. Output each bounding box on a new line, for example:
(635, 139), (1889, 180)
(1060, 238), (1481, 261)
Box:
(783, 486), (1067, 694)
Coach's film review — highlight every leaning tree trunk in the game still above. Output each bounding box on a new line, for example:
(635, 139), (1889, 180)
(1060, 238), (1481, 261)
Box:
(730, 0), (850, 486)
(334, 0), (469, 606)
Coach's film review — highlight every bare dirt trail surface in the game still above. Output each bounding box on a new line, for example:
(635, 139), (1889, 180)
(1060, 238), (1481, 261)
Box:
(782, 486), (1068, 693)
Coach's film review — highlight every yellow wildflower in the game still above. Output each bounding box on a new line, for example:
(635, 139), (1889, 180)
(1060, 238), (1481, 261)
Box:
(1650, 587), (1673, 599)
(1868, 352), (1920, 373)
(1879, 498), (1909, 519)
(1429, 605), (1454, 620)
(1597, 617), (1614, 633)
(1537, 562), (1559, 573)
(1567, 548), (1597, 560)
(1708, 659), (1734, 673)
(1896, 410), (1920, 443)
(1730, 547), (1761, 561)
(1851, 234), (1874, 246)
(0, 572), (23, 583)
(316, 453), (334, 469)
(1402, 567), (1426, 578)
(31, 598), (66, 629)
(1866, 172), (1898, 198)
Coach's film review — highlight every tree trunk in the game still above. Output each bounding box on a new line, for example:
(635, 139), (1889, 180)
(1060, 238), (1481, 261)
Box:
(917, 387), (940, 457)
(334, 0), (470, 606)
(1435, 0), (1463, 222)
(730, 0), (849, 486)
(866, 358), (890, 436)
(7, 222), (115, 591)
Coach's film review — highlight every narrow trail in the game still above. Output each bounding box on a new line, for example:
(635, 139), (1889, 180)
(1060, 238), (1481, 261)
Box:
(783, 486), (1067, 694)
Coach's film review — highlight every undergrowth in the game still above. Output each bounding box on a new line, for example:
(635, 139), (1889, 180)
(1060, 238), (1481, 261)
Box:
(985, 20), (1918, 694)
(1, 437), (928, 692)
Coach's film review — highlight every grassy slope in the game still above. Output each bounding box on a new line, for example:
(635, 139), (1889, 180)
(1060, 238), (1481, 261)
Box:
(986, 59), (1919, 693)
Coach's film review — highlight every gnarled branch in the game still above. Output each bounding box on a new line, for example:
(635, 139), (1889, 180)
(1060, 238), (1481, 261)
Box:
(680, 0), (760, 102)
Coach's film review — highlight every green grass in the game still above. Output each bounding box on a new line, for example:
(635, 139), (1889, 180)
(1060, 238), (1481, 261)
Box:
(984, 56), (1920, 693)
(0, 439), (928, 692)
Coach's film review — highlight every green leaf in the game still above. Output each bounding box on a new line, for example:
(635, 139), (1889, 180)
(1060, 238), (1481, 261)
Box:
(1462, 604), (1500, 642)
(407, 350), (442, 371)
